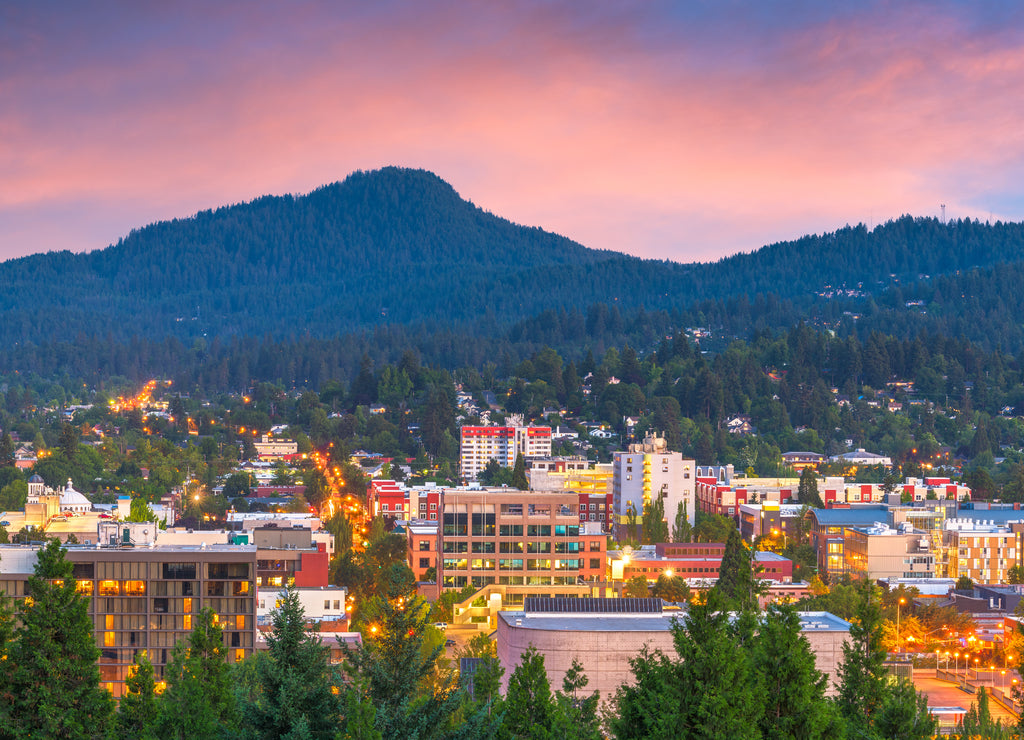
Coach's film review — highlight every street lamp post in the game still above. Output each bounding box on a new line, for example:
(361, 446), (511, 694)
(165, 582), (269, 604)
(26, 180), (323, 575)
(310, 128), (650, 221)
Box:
(896, 597), (906, 655)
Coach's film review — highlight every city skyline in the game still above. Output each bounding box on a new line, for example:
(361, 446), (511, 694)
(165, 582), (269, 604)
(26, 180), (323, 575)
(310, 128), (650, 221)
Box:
(3, 0), (1024, 263)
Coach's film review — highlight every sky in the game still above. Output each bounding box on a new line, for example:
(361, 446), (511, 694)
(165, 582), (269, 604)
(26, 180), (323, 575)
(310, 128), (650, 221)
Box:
(3, 0), (1024, 264)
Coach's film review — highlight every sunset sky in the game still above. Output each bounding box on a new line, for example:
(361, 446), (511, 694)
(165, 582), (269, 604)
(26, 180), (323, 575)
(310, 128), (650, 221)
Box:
(3, 1), (1024, 263)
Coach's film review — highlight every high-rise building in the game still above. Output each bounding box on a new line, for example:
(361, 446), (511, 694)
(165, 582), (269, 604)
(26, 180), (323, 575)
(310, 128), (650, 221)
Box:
(611, 434), (694, 541)
(459, 424), (551, 480)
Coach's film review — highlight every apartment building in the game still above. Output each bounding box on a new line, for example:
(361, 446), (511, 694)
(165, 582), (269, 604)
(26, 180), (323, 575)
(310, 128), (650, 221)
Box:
(611, 434), (694, 541)
(438, 488), (606, 592)
(944, 519), (1018, 584)
(459, 424), (552, 480)
(0, 543), (257, 698)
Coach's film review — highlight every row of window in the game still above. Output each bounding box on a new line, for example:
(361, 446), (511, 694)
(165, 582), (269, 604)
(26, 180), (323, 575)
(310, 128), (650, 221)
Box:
(442, 558), (585, 571)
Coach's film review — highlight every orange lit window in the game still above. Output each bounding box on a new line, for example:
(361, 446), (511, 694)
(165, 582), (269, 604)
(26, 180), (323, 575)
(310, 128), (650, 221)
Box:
(98, 580), (119, 596)
(104, 631), (115, 647)
(76, 580), (94, 595)
(105, 615), (114, 630)
(212, 612), (219, 625)
(183, 598), (192, 613)
(183, 615), (191, 630)
(234, 648), (245, 662)
(124, 580), (146, 596)
(235, 614), (245, 629)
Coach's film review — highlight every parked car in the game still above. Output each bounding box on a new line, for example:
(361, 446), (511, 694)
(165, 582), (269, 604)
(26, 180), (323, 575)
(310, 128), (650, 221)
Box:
(433, 622), (448, 631)
(445, 639), (456, 647)
(0, 521), (9, 527)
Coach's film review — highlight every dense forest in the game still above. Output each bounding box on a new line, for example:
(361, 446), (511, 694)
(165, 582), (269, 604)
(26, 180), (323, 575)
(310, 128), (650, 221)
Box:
(4, 168), (1024, 355)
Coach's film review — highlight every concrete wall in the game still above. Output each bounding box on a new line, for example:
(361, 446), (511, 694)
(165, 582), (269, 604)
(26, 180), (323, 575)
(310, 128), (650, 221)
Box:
(497, 616), (850, 699)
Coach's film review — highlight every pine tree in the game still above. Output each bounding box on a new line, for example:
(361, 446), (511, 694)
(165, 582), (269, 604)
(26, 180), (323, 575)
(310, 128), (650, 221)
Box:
(835, 580), (888, 730)
(155, 607), (237, 740)
(117, 650), (159, 740)
(342, 596), (466, 739)
(4, 539), (113, 740)
(753, 603), (837, 740)
(511, 453), (528, 490)
(242, 585), (340, 739)
(798, 468), (824, 508)
(672, 500), (692, 543)
(669, 591), (763, 739)
(715, 527), (756, 610)
(872, 677), (937, 740)
(502, 646), (558, 740)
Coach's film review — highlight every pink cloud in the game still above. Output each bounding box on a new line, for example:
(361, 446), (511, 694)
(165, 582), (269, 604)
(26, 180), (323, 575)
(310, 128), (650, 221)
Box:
(2, 2), (1024, 262)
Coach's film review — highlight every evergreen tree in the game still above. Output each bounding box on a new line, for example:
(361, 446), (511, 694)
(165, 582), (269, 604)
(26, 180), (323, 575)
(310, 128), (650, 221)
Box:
(118, 650), (159, 740)
(834, 580), (888, 730)
(4, 539), (114, 740)
(872, 677), (937, 740)
(715, 527), (756, 610)
(753, 603), (837, 740)
(342, 596), (471, 739)
(642, 496), (669, 544)
(668, 591), (763, 739)
(241, 585), (339, 739)
(798, 467), (824, 508)
(155, 607), (237, 740)
(501, 646), (558, 740)
(511, 453), (528, 491)
(672, 500), (692, 543)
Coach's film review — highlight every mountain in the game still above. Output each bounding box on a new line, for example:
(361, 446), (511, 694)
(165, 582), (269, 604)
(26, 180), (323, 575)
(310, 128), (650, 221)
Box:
(4, 167), (1024, 352)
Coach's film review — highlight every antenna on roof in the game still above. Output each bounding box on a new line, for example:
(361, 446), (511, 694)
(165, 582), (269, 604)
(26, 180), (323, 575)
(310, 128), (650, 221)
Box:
(941, 204), (946, 225)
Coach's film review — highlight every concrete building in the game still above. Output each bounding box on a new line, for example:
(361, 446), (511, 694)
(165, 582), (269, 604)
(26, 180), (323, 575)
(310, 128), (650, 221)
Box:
(528, 461), (614, 532)
(611, 434), (694, 541)
(0, 542), (258, 697)
(497, 597), (851, 699)
(842, 522), (935, 580)
(459, 424), (552, 480)
(438, 488), (606, 594)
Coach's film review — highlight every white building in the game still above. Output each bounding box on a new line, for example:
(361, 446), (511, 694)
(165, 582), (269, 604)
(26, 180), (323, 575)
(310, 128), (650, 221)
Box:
(459, 424), (551, 480)
(611, 434), (695, 540)
(256, 585), (348, 623)
(829, 448), (893, 467)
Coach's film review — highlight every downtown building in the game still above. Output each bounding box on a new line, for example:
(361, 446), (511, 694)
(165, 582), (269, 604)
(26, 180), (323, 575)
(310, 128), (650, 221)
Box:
(0, 542), (257, 698)
(611, 434), (695, 541)
(437, 487), (606, 597)
(459, 422), (551, 480)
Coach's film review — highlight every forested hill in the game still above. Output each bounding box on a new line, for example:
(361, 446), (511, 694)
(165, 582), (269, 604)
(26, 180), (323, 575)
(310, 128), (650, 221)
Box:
(3, 166), (1024, 349)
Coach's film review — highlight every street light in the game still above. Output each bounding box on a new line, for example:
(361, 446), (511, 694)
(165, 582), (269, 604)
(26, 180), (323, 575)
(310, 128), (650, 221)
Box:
(896, 597), (906, 654)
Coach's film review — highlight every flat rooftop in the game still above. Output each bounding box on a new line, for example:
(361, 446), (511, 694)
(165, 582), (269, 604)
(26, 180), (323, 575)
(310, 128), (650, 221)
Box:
(499, 607), (851, 633)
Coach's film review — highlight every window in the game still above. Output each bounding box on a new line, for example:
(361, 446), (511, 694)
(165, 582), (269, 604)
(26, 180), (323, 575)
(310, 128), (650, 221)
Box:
(430, 503), (437, 510)
(590, 541), (601, 552)
(419, 540), (430, 551)
(419, 558), (431, 568)
(333, 600), (341, 610)
(325, 600), (331, 609)
(589, 559), (601, 569)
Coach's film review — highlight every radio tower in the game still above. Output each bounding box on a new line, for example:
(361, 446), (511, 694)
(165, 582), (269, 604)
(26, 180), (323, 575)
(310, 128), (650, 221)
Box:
(941, 204), (946, 224)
